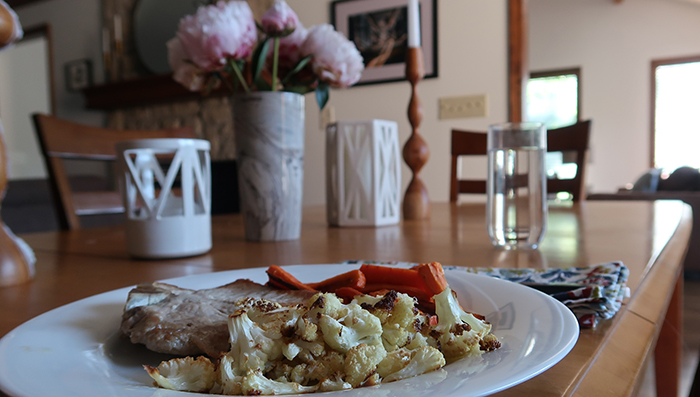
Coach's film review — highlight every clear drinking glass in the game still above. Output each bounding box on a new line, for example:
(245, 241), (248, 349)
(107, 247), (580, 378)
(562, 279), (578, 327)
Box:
(487, 123), (547, 250)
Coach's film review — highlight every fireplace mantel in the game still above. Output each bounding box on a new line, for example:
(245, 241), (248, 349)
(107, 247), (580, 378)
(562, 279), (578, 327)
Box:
(82, 74), (228, 110)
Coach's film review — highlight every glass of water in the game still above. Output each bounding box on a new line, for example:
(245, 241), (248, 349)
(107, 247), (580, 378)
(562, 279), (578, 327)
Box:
(487, 123), (547, 250)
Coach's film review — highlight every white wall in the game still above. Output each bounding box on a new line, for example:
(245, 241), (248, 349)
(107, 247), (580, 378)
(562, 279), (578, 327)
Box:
(530, 0), (700, 193)
(287, 0), (509, 205)
(0, 37), (51, 179)
(14, 0), (105, 126)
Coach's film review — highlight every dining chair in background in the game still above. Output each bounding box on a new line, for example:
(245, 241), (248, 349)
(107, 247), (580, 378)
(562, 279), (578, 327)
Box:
(450, 120), (592, 202)
(31, 113), (195, 230)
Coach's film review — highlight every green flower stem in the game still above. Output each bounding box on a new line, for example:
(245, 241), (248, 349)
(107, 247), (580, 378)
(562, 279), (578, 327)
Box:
(229, 59), (250, 93)
(272, 37), (280, 92)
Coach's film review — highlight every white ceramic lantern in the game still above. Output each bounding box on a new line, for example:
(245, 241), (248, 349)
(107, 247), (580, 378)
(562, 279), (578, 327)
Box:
(116, 138), (211, 258)
(326, 120), (401, 227)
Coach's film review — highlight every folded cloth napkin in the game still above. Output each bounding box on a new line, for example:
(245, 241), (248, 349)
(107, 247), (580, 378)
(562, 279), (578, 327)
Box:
(341, 260), (630, 328)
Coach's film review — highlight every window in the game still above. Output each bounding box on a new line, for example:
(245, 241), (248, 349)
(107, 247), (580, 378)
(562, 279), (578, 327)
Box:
(652, 57), (700, 172)
(526, 68), (580, 130)
(526, 68), (581, 181)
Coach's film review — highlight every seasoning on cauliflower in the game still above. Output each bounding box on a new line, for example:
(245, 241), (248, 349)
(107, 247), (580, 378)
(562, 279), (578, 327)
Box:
(429, 287), (499, 360)
(144, 356), (216, 392)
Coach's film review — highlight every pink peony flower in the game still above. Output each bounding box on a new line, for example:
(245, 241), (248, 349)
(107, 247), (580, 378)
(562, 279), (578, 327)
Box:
(167, 37), (206, 91)
(261, 0), (298, 37)
(175, 1), (256, 71)
(267, 23), (308, 72)
(300, 24), (364, 88)
(0, 0), (23, 51)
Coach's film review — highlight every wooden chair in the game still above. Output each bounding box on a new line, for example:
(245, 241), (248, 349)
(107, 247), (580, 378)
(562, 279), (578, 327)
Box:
(32, 113), (195, 230)
(450, 120), (591, 202)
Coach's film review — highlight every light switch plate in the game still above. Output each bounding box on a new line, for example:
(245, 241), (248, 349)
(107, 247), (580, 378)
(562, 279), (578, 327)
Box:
(439, 94), (488, 119)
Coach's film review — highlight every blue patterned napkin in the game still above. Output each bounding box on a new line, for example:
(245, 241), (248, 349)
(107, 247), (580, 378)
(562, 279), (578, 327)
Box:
(341, 260), (630, 328)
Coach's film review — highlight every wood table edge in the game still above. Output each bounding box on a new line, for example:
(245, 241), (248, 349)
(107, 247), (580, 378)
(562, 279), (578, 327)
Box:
(570, 203), (692, 396)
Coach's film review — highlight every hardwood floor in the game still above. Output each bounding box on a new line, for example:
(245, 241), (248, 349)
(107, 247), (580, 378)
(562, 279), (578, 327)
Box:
(638, 278), (700, 396)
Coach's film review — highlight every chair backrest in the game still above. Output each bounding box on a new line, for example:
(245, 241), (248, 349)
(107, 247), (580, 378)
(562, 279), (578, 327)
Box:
(450, 120), (591, 202)
(32, 113), (196, 230)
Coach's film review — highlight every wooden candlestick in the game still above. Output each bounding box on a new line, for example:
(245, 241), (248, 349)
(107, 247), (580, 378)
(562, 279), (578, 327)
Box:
(402, 47), (430, 220)
(0, 4), (35, 287)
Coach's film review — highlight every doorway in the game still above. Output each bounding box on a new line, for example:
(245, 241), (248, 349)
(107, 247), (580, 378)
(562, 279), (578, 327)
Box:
(0, 24), (59, 233)
(0, 24), (54, 180)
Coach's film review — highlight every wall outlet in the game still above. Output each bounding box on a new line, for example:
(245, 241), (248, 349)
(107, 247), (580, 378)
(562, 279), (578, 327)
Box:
(439, 94), (488, 119)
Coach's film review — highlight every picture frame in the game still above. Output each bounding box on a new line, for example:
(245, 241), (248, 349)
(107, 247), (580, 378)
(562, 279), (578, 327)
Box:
(64, 59), (93, 91)
(331, 0), (437, 86)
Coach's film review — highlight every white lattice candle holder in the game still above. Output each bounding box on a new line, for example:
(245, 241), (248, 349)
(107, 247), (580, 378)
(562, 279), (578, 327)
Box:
(116, 138), (211, 258)
(326, 120), (401, 227)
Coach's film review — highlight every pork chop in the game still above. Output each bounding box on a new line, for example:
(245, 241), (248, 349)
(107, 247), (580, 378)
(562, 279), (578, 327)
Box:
(120, 279), (316, 357)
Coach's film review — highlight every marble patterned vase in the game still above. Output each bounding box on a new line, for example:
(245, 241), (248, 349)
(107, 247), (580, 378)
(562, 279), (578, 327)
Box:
(232, 91), (305, 241)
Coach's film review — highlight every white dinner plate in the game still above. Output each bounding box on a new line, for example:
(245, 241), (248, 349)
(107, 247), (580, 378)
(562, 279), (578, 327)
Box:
(0, 264), (579, 397)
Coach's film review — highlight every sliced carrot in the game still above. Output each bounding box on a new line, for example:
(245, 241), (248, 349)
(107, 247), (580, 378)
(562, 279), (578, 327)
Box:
(308, 269), (366, 292)
(416, 262), (448, 295)
(359, 264), (427, 291)
(266, 279), (289, 290)
(333, 287), (364, 303)
(266, 265), (316, 291)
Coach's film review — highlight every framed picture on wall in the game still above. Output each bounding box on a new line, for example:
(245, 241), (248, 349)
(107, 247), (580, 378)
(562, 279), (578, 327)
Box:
(331, 0), (438, 86)
(64, 59), (93, 92)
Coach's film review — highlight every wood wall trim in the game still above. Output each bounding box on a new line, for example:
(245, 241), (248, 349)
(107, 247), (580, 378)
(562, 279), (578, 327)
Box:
(508, 0), (527, 123)
(5, 0), (47, 8)
(649, 55), (700, 168)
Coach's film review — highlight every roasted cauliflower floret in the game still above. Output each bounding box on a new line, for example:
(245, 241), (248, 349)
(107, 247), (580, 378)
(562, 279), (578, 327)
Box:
(295, 315), (319, 342)
(381, 346), (445, 382)
(429, 287), (496, 360)
(289, 350), (345, 385)
(377, 348), (412, 378)
(227, 309), (284, 374)
(318, 372), (352, 392)
(216, 354), (243, 395)
(344, 343), (387, 387)
(306, 293), (347, 320)
(358, 291), (431, 352)
(318, 302), (383, 353)
(240, 369), (316, 395)
(243, 300), (306, 340)
(144, 356), (216, 392)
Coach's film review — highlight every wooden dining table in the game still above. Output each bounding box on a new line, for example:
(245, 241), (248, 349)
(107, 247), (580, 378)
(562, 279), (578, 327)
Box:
(0, 200), (692, 397)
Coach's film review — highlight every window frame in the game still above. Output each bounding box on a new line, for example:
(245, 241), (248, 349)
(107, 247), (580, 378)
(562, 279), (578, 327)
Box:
(650, 55), (700, 169)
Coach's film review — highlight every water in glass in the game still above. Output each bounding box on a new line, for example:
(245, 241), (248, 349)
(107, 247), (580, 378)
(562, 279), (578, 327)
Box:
(487, 146), (546, 249)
